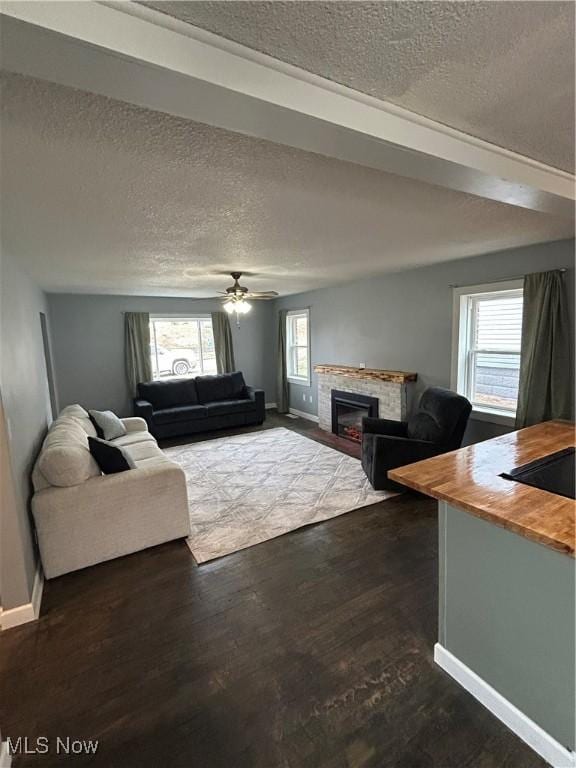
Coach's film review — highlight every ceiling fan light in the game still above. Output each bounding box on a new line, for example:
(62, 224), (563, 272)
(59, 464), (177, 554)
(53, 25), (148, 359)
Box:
(224, 303), (235, 314)
(237, 299), (251, 314)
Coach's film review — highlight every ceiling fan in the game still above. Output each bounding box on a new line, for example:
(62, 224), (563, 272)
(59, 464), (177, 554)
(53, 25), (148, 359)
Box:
(215, 272), (278, 324)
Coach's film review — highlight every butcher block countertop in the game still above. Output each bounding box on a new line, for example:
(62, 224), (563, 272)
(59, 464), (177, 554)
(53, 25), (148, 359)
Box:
(388, 420), (575, 556)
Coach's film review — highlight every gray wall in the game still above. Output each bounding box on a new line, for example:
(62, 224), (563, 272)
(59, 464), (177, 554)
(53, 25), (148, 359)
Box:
(1, 239), (572, 610)
(48, 294), (276, 417)
(440, 502), (575, 749)
(0, 252), (52, 609)
(274, 239), (575, 443)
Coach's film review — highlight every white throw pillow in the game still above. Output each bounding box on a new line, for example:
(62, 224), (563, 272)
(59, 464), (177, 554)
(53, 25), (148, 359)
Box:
(88, 410), (127, 441)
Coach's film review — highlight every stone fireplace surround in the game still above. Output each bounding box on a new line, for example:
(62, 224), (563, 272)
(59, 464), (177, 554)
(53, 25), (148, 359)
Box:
(315, 365), (417, 433)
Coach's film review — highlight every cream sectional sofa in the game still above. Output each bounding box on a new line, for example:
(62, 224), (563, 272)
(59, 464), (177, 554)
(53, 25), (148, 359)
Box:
(32, 405), (190, 578)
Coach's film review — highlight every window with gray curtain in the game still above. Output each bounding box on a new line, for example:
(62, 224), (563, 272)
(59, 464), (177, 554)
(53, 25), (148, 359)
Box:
(211, 312), (236, 373)
(125, 312), (152, 396)
(276, 309), (289, 413)
(516, 269), (572, 428)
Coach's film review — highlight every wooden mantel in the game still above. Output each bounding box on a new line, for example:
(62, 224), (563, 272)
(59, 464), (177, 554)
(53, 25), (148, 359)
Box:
(314, 364), (417, 384)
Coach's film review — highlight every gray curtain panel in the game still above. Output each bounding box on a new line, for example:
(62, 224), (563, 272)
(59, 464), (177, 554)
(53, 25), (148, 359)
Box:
(276, 309), (289, 414)
(125, 312), (152, 396)
(211, 312), (236, 373)
(516, 270), (572, 428)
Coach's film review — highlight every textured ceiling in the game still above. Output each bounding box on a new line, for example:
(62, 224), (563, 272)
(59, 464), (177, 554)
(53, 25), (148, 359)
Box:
(1, 73), (573, 298)
(144, 1), (575, 172)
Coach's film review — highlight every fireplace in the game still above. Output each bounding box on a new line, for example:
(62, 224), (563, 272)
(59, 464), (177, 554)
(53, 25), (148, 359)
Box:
(331, 390), (379, 443)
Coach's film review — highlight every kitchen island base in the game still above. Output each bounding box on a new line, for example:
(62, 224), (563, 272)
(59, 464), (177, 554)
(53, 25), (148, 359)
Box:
(437, 501), (575, 767)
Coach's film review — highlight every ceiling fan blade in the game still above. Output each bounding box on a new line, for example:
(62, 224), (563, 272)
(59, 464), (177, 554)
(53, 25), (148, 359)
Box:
(245, 291), (279, 298)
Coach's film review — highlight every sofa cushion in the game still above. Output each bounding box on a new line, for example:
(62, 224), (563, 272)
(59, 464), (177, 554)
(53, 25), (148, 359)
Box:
(59, 404), (90, 420)
(407, 387), (471, 446)
(204, 399), (255, 416)
(78, 418), (98, 438)
(195, 372), (246, 404)
(89, 409), (127, 441)
(122, 440), (166, 462)
(88, 436), (136, 474)
(138, 379), (198, 409)
(406, 412), (442, 443)
(57, 404), (98, 437)
(153, 405), (207, 425)
(131, 454), (179, 471)
(38, 418), (100, 487)
(110, 432), (158, 448)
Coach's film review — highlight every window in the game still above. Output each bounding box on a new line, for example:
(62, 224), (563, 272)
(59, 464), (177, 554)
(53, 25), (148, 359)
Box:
(452, 281), (523, 422)
(286, 309), (310, 384)
(149, 316), (217, 379)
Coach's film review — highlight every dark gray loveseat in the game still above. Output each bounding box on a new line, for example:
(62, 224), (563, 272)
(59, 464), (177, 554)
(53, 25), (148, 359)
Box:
(134, 372), (265, 439)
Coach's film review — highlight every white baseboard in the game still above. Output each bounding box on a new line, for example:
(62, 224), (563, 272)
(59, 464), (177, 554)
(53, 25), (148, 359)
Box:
(0, 739), (12, 768)
(434, 644), (575, 768)
(0, 566), (44, 631)
(265, 402), (277, 410)
(288, 407), (319, 423)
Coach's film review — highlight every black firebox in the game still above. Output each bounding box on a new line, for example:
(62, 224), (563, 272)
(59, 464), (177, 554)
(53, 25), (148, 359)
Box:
(331, 389), (379, 444)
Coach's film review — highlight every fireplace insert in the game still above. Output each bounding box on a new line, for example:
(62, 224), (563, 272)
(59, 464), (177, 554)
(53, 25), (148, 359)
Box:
(331, 390), (379, 443)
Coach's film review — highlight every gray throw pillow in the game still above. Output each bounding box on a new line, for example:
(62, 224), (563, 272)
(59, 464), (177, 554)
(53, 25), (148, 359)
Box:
(88, 409), (127, 441)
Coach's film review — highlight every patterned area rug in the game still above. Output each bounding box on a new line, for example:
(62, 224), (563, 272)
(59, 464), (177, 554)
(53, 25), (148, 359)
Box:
(164, 427), (397, 563)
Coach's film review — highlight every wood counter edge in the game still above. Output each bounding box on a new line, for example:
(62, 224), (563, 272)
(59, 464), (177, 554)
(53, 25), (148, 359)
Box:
(387, 467), (575, 557)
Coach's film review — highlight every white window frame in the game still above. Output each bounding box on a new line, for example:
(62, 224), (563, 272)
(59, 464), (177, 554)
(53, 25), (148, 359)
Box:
(149, 314), (215, 379)
(286, 309), (311, 386)
(451, 280), (523, 426)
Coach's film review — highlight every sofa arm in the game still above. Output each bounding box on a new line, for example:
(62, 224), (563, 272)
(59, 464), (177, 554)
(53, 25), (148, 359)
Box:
(246, 386), (265, 420)
(362, 416), (408, 437)
(121, 416), (149, 433)
(34, 462), (187, 520)
(32, 463), (190, 578)
(133, 398), (154, 424)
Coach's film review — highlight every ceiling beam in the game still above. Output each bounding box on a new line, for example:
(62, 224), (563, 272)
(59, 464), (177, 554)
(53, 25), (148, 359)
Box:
(1, 1), (573, 219)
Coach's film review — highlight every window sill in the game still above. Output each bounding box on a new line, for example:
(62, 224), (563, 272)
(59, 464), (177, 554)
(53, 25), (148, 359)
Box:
(287, 376), (311, 387)
(470, 407), (517, 427)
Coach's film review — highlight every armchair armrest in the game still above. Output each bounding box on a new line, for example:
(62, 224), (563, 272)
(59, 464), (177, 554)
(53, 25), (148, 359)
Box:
(362, 416), (408, 437)
(362, 432), (440, 490)
(374, 434), (439, 468)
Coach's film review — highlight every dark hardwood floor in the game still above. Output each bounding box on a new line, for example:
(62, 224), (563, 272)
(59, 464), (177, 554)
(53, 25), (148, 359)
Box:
(0, 413), (545, 767)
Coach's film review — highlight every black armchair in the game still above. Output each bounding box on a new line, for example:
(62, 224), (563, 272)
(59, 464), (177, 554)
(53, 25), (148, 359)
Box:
(361, 387), (472, 491)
